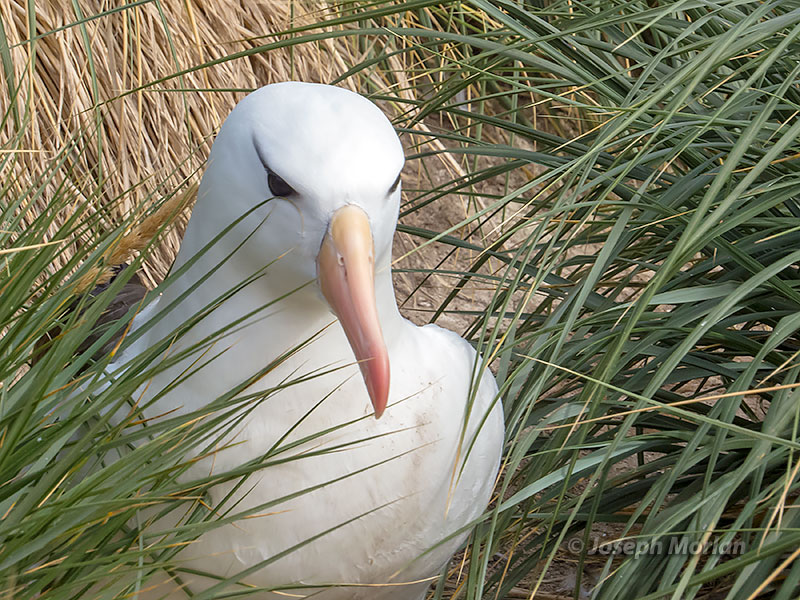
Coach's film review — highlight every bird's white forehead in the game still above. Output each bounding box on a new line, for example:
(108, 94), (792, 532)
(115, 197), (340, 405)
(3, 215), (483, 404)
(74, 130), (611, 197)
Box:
(232, 82), (404, 200)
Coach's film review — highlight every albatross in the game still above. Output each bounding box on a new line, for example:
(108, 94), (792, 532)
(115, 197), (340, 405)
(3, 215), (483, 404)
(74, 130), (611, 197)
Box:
(115, 82), (504, 599)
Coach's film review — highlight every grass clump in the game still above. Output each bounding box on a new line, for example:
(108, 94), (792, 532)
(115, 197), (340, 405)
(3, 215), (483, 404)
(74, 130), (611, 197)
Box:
(2, 1), (800, 599)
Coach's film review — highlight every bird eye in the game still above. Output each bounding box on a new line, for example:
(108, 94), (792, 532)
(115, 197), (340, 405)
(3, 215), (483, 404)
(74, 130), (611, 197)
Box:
(267, 170), (296, 197)
(389, 172), (402, 195)
(252, 134), (296, 198)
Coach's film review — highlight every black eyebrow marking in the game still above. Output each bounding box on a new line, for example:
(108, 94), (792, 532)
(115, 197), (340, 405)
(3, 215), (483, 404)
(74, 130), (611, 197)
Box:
(389, 171), (402, 195)
(252, 133), (270, 171)
(252, 133), (296, 197)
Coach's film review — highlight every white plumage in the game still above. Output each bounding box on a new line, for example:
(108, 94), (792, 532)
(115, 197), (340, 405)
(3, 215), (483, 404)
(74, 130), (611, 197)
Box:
(119, 82), (503, 599)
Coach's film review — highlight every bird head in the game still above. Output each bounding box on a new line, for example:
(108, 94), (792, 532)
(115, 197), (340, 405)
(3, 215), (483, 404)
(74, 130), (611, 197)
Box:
(191, 82), (404, 418)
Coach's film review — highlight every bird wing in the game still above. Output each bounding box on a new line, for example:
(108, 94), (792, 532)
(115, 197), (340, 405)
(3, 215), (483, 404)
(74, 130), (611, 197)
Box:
(32, 263), (148, 367)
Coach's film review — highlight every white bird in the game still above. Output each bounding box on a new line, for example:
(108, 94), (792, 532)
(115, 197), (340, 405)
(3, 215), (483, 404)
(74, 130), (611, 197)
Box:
(117, 82), (504, 600)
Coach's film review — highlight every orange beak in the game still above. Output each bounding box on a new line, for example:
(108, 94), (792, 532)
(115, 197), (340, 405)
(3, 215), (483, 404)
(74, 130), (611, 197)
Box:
(317, 205), (390, 418)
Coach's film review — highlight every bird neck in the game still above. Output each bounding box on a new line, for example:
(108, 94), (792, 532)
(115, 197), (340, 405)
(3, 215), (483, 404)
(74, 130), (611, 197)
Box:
(373, 261), (405, 332)
(265, 259), (405, 340)
(151, 252), (405, 345)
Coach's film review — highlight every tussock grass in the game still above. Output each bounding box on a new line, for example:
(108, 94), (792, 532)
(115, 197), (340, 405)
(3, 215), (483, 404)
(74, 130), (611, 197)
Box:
(2, 2), (800, 600)
(0, 0), (372, 284)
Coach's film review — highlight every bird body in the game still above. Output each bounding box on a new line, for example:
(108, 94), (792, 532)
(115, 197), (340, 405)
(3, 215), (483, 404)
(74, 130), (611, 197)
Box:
(114, 82), (503, 599)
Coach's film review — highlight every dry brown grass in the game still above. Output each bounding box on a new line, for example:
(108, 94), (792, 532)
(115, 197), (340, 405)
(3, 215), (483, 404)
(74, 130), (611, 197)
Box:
(0, 1), (407, 285)
(0, 1), (517, 339)
(0, 1), (482, 295)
